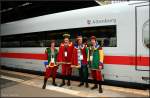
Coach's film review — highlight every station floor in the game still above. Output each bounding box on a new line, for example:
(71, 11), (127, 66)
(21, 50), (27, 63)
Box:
(0, 69), (149, 97)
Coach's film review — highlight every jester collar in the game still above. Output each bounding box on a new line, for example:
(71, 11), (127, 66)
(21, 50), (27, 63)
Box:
(61, 42), (72, 47)
(74, 44), (84, 49)
(90, 42), (100, 50)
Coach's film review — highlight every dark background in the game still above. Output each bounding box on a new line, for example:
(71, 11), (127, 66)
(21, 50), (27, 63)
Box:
(1, 0), (99, 23)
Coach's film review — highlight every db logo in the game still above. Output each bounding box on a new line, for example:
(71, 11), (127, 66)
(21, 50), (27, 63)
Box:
(87, 20), (91, 24)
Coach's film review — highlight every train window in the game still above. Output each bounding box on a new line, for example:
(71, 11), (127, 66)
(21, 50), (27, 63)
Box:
(45, 32), (64, 47)
(1, 35), (21, 47)
(21, 41), (41, 47)
(21, 32), (45, 47)
(143, 20), (149, 49)
(1, 41), (20, 47)
(81, 25), (117, 47)
(45, 25), (117, 47)
(45, 31), (78, 47)
(1, 25), (117, 47)
(1, 32), (45, 47)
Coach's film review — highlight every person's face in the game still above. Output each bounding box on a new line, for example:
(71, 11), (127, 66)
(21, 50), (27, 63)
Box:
(77, 37), (82, 45)
(64, 38), (69, 44)
(51, 42), (55, 47)
(91, 39), (96, 45)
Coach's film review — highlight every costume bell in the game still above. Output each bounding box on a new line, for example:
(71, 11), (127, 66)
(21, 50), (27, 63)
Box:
(57, 33), (74, 87)
(71, 35), (89, 87)
(42, 40), (58, 89)
(88, 36), (104, 93)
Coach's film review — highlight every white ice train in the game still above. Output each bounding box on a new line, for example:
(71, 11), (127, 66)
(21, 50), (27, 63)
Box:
(1, 1), (149, 88)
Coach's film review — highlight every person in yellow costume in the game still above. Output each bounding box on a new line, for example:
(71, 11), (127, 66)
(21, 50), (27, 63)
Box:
(88, 36), (104, 93)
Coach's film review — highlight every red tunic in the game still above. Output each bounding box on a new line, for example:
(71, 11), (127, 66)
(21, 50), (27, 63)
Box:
(57, 42), (74, 76)
(57, 42), (73, 63)
(71, 45), (88, 66)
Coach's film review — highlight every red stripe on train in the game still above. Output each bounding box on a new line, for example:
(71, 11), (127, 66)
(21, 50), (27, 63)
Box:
(104, 56), (149, 66)
(0, 53), (47, 60)
(0, 52), (149, 66)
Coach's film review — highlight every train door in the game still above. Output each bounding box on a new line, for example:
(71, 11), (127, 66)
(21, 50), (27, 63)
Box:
(135, 4), (149, 71)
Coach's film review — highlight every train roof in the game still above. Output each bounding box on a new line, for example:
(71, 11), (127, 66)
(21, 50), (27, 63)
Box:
(1, 1), (149, 36)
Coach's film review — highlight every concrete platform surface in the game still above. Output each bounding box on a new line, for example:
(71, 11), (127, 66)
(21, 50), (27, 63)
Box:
(0, 69), (149, 97)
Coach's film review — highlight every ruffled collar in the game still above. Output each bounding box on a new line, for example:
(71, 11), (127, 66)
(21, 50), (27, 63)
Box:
(61, 42), (73, 46)
(90, 41), (100, 49)
(74, 44), (84, 49)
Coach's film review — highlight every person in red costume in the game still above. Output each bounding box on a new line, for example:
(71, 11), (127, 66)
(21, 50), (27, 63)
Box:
(57, 33), (74, 87)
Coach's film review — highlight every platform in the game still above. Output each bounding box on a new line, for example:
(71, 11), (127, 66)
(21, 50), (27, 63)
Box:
(0, 69), (149, 97)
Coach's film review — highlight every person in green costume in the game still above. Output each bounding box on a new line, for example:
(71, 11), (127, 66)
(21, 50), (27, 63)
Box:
(42, 40), (58, 89)
(88, 36), (104, 93)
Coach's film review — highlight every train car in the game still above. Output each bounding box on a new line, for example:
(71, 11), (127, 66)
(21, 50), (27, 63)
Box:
(1, 1), (149, 88)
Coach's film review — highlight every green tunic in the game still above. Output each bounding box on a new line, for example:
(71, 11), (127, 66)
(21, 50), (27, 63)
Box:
(88, 46), (100, 69)
(46, 48), (58, 64)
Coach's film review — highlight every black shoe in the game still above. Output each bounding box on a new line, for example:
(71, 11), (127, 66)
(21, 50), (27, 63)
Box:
(42, 83), (46, 89)
(52, 83), (57, 86)
(78, 82), (84, 87)
(91, 84), (98, 90)
(99, 84), (103, 93)
(67, 80), (71, 86)
(99, 88), (103, 93)
(85, 83), (89, 88)
(52, 78), (57, 86)
(42, 78), (47, 89)
(59, 82), (65, 87)
(59, 78), (65, 87)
